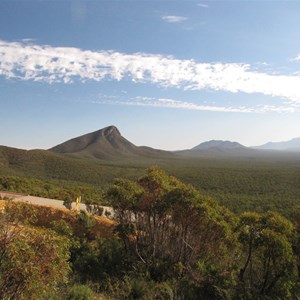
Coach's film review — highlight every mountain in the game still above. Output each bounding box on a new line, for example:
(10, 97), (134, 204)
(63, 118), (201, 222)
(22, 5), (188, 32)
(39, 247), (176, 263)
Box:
(49, 125), (171, 159)
(2, 129), (300, 189)
(193, 140), (246, 150)
(176, 140), (258, 158)
(0, 126), (173, 183)
(254, 138), (300, 151)
(0, 144), (149, 185)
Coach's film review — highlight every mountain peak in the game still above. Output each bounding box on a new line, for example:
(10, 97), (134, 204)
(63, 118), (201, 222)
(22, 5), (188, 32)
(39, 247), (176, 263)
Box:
(102, 125), (121, 137)
(49, 125), (170, 159)
(49, 125), (125, 155)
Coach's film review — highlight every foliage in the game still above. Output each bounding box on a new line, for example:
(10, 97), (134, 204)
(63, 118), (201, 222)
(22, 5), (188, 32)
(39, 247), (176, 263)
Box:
(2, 166), (300, 299)
(67, 284), (94, 300)
(104, 167), (300, 299)
(107, 166), (239, 296)
(0, 203), (71, 300)
(236, 211), (296, 299)
(71, 237), (129, 283)
(0, 175), (104, 205)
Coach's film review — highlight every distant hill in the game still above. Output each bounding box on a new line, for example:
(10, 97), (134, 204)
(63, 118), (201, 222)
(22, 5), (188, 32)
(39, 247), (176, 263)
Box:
(0, 144), (162, 185)
(50, 125), (171, 159)
(176, 140), (258, 158)
(193, 140), (246, 150)
(0, 145), (109, 183)
(254, 137), (300, 151)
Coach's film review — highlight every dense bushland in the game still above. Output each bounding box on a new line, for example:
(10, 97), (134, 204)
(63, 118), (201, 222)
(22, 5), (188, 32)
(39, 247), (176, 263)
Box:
(2, 154), (300, 218)
(100, 167), (300, 299)
(0, 175), (105, 205)
(1, 167), (300, 299)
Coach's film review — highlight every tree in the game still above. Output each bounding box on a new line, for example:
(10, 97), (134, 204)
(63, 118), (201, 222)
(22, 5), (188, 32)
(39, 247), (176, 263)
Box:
(237, 211), (296, 299)
(106, 167), (239, 294)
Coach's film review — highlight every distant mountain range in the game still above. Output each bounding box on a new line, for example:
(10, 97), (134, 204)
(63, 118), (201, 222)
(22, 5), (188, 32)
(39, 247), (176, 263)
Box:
(254, 138), (300, 151)
(48, 126), (263, 159)
(2, 125), (300, 157)
(0, 126), (300, 173)
(1, 125), (300, 183)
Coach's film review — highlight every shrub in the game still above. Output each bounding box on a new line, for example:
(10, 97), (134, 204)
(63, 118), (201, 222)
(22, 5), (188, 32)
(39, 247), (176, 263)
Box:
(67, 284), (94, 300)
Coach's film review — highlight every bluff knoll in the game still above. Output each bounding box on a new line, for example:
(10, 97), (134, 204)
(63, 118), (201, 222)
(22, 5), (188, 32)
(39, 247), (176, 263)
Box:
(50, 125), (172, 159)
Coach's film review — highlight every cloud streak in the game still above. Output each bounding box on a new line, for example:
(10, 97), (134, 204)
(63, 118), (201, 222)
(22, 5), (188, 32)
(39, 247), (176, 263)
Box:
(94, 96), (295, 114)
(161, 15), (188, 23)
(1, 39), (300, 105)
(197, 3), (209, 8)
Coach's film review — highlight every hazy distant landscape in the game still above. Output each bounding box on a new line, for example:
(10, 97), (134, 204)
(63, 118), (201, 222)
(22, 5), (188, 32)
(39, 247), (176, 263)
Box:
(2, 125), (300, 218)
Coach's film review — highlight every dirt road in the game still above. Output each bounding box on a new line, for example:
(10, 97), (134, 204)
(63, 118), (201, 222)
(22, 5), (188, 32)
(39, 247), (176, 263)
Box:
(0, 191), (113, 216)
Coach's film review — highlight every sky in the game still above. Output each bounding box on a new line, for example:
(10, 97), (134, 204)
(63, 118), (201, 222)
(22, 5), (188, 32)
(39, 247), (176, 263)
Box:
(1, 0), (300, 151)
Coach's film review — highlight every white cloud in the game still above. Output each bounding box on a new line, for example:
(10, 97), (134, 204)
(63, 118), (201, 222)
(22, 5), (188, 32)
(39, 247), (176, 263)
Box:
(197, 3), (209, 8)
(21, 38), (36, 43)
(94, 96), (295, 114)
(161, 15), (188, 23)
(292, 54), (300, 61)
(1, 39), (300, 106)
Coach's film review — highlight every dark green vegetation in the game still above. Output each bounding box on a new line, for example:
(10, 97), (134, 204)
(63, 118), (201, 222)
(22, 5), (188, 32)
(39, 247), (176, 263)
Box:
(2, 125), (300, 219)
(166, 156), (300, 219)
(0, 174), (104, 204)
(103, 167), (300, 299)
(2, 144), (300, 219)
(2, 167), (300, 299)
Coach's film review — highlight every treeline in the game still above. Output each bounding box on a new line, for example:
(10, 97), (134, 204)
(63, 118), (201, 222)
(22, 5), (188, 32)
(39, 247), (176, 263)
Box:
(2, 167), (300, 299)
(165, 160), (300, 219)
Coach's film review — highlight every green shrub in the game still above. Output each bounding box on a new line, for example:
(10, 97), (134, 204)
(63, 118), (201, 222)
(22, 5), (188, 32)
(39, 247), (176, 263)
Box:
(152, 282), (174, 300)
(67, 284), (94, 300)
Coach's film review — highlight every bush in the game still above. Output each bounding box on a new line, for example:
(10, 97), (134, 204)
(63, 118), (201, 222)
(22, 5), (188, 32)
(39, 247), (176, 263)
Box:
(129, 279), (152, 299)
(152, 282), (174, 300)
(67, 284), (94, 300)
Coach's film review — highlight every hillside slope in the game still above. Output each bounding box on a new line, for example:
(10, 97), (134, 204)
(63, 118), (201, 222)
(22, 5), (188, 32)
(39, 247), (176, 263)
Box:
(0, 145), (139, 185)
(50, 125), (172, 159)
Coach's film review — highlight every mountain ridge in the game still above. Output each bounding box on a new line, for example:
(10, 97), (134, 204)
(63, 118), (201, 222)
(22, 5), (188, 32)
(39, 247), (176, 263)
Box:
(2, 128), (300, 186)
(254, 137), (300, 151)
(3, 126), (300, 157)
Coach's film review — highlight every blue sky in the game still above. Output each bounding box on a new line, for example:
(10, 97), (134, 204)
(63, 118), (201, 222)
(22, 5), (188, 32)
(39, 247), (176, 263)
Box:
(1, 0), (300, 150)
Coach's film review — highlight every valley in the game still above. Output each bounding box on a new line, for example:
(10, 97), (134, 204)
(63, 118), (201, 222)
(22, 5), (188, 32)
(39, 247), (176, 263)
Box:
(1, 126), (300, 218)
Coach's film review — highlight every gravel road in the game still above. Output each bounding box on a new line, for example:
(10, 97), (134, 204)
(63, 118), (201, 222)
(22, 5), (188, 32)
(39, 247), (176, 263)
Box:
(0, 191), (113, 217)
